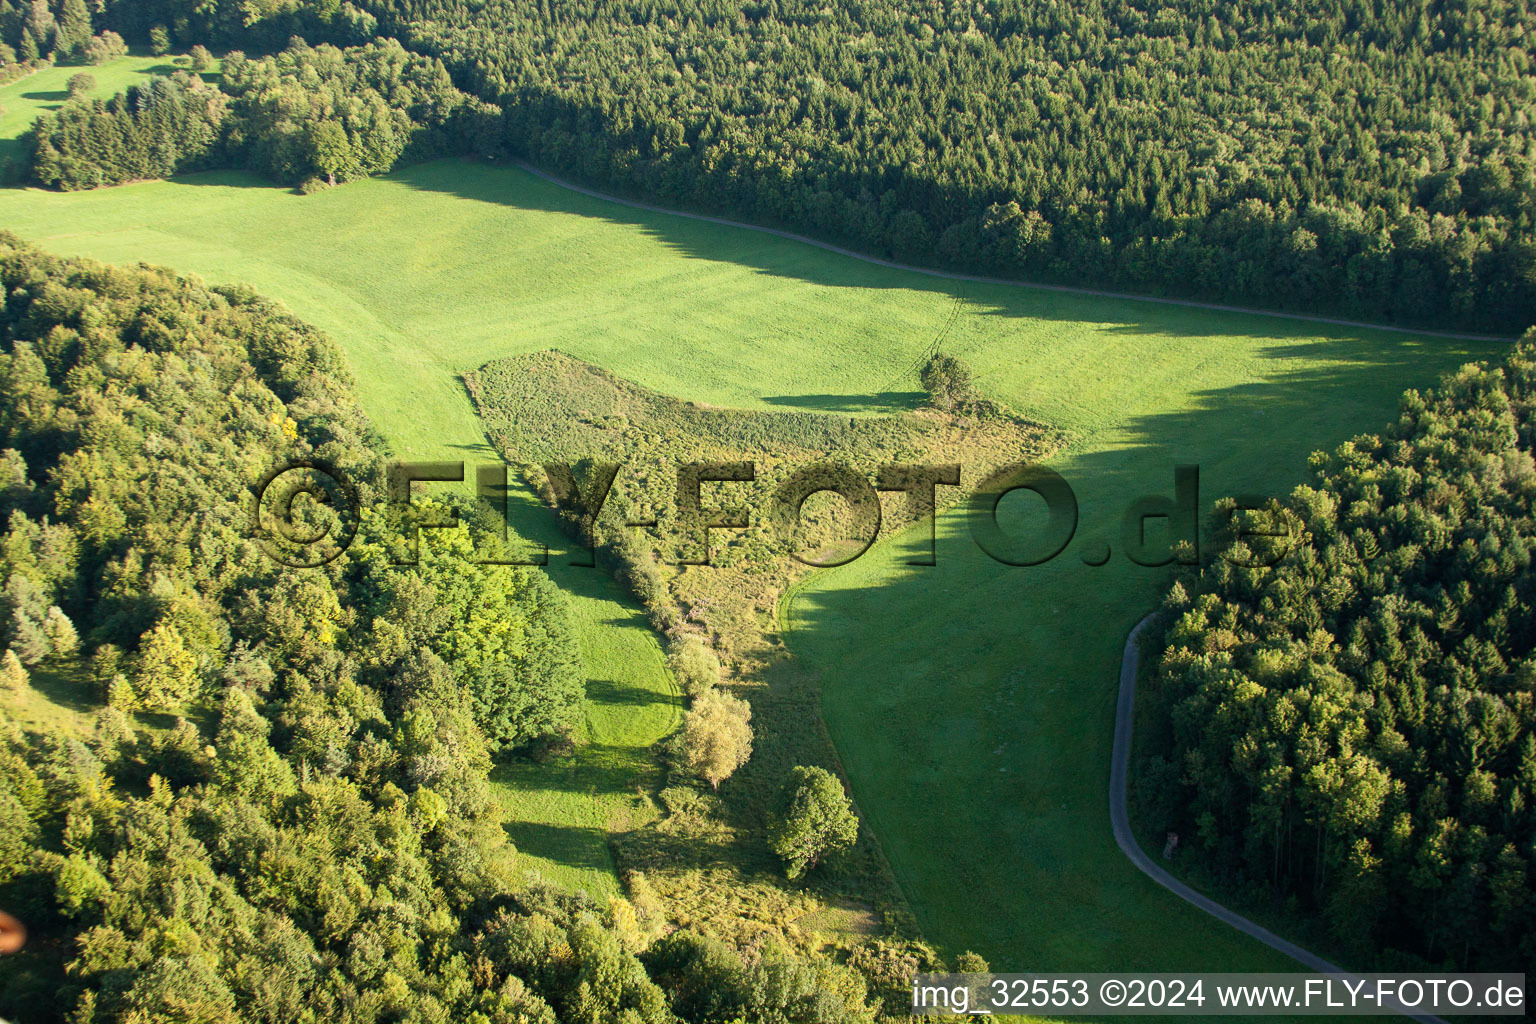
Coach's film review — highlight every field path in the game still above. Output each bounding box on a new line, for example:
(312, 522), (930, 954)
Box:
(1111, 614), (1448, 1024)
(513, 160), (1513, 345)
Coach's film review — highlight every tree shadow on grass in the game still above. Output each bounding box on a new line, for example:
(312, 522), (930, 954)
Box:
(24, 664), (94, 714)
(763, 391), (925, 413)
(495, 742), (658, 798)
(504, 821), (615, 876)
(780, 340), (1508, 972)
(388, 159), (1515, 347)
(586, 677), (671, 711)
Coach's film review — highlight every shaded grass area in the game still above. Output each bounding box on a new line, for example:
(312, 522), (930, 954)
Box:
(492, 483), (681, 896)
(782, 334), (1504, 972)
(0, 662), (216, 746)
(468, 350), (1057, 941)
(0, 157), (1509, 976)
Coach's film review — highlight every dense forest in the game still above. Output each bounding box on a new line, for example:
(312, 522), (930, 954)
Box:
(0, 236), (903, 1022)
(1139, 330), (1536, 971)
(28, 37), (498, 190)
(68, 0), (1536, 333)
(27, 73), (228, 188)
(9, 0), (1531, 329)
(0, 0), (126, 66)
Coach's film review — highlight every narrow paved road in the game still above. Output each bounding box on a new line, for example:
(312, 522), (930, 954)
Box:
(512, 160), (1513, 345)
(1111, 614), (1448, 1024)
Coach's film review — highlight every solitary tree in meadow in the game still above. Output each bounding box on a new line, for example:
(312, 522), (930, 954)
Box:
(83, 30), (127, 65)
(767, 765), (859, 879)
(919, 352), (975, 411)
(66, 72), (95, 100)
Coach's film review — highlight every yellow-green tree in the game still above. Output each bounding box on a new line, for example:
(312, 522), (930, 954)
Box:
(681, 690), (752, 791)
(1, 649), (26, 692)
(134, 622), (198, 709)
(666, 635), (720, 696)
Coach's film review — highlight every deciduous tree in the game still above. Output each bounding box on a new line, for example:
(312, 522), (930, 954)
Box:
(666, 635), (719, 696)
(1, 648), (25, 692)
(680, 689), (751, 791)
(768, 765), (859, 879)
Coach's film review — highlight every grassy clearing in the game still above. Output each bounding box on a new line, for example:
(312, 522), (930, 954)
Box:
(0, 52), (217, 173)
(0, 664), (96, 741)
(491, 480), (683, 897)
(468, 350), (1055, 939)
(0, 661), (217, 749)
(0, 158), (1508, 974)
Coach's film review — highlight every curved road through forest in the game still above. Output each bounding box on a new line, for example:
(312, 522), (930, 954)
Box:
(512, 160), (1513, 345)
(1112, 615), (1448, 1024)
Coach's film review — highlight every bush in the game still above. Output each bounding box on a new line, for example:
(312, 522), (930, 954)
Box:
(680, 690), (752, 790)
(189, 45), (213, 72)
(918, 353), (974, 410)
(666, 635), (720, 696)
(66, 73), (95, 100)
(82, 31), (128, 66)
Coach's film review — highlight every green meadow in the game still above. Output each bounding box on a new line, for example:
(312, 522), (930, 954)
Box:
(491, 483), (682, 898)
(0, 140), (1508, 971)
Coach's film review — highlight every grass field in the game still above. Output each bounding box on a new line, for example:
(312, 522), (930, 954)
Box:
(492, 483), (683, 897)
(0, 52), (217, 172)
(0, 154), (1509, 975)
